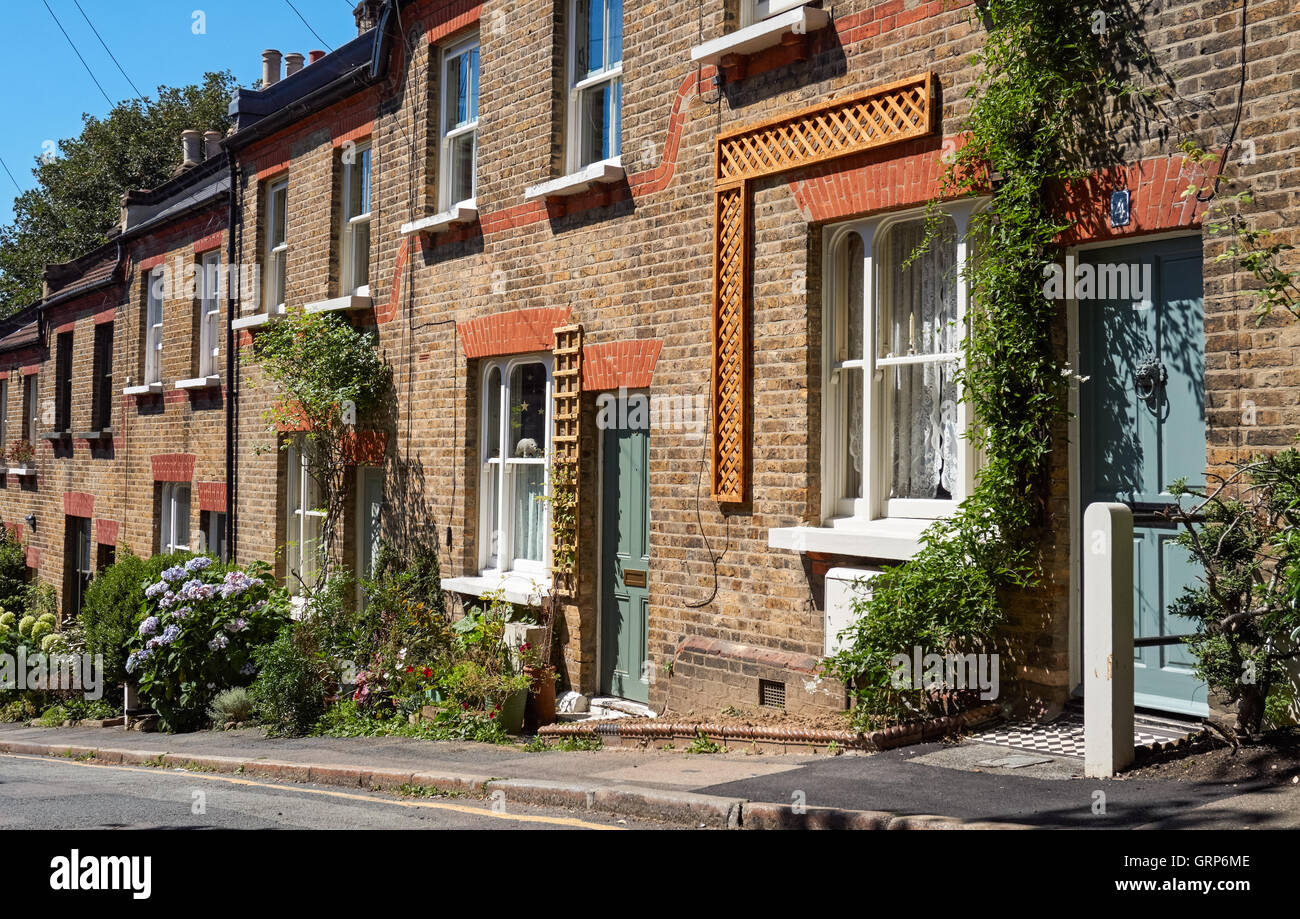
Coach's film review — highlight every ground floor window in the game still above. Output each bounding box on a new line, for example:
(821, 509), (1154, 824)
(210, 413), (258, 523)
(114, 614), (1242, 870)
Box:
(200, 510), (227, 561)
(159, 483), (191, 554)
(285, 435), (324, 594)
(480, 356), (552, 577)
(64, 516), (91, 617)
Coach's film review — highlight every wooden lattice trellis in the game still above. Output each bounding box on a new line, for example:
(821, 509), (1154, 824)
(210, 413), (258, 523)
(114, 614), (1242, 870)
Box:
(710, 72), (936, 502)
(551, 324), (583, 595)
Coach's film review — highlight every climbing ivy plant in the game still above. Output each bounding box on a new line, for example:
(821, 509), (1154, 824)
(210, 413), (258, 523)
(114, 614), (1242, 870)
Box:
(828, 0), (1160, 727)
(252, 310), (393, 590)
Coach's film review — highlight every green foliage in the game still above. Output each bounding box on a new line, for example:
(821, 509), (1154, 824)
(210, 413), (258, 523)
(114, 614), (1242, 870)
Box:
(33, 699), (116, 728)
(126, 557), (290, 732)
(80, 550), (190, 685)
(0, 73), (238, 313)
(248, 627), (325, 737)
(686, 731), (725, 754)
(1168, 451), (1300, 735)
(829, 0), (1155, 727)
(524, 733), (603, 752)
(18, 616), (35, 638)
(313, 698), (508, 744)
(0, 530), (28, 612)
(207, 686), (256, 729)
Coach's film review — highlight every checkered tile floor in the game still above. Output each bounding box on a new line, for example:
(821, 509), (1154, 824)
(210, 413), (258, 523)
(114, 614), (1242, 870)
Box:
(972, 713), (1195, 759)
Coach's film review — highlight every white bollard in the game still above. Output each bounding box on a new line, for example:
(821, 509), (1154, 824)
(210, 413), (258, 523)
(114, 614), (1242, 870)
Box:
(1083, 502), (1135, 778)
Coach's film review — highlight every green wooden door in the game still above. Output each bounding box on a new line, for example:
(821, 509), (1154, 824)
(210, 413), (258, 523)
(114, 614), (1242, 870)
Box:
(601, 417), (650, 703)
(1079, 236), (1209, 716)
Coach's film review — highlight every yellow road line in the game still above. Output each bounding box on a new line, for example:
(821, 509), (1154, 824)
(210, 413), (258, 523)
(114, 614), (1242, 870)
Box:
(0, 753), (621, 830)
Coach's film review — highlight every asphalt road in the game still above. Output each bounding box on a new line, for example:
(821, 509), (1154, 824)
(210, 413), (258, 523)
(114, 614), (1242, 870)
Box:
(0, 754), (671, 830)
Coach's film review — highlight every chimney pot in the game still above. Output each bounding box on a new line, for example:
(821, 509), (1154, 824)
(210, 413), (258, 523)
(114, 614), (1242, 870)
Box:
(284, 52), (305, 77)
(204, 130), (224, 160)
(309, 50), (327, 64)
(353, 0), (383, 36)
(181, 130), (202, 168)
(262, 49), (282, 87)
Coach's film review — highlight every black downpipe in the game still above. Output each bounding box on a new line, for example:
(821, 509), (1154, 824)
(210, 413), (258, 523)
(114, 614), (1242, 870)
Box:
(224, 151), (239, 563)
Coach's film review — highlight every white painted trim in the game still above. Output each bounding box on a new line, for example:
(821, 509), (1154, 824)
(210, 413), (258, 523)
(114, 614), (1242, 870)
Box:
(304, 294), (373, 314)
(442, 573), (549, 606)
(767, 517), (930, 560)
(400, 201), (478, 235)
(230, 306), (285, 331)
(122, 382), (163, 396)
(690, 6), (830, 66)
(175, 376), (220, 390)
(524, 157), (624, 201)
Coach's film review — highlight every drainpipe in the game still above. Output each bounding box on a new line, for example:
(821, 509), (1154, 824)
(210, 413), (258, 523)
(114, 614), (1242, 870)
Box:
(224, 149), (238, 563)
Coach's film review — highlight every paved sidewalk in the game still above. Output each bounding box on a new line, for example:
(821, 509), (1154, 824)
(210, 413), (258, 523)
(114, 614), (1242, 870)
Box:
(0, 723), (1288, 829)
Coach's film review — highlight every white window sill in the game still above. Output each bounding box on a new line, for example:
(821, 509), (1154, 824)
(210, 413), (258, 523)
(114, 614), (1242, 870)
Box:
(122, 382), (163, 396)
(304, 294), (373, 314)
(690, 6), (830, 67)
(231, 306), (285, 330)
(175, 376), (221, 390)
(401, 201), (477, 235)
(442, 572), (550, 607)
(524, 158), (624, 202)
(6, 467), (35, 477)
(767, 516), (932, 561)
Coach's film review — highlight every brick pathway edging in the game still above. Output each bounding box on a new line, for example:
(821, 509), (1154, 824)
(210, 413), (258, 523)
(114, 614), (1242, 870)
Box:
(0, 736), (1034, 830)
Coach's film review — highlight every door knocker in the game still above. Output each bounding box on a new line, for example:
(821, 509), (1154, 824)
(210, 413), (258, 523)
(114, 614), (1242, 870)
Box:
(1134, 347), (1167, 407)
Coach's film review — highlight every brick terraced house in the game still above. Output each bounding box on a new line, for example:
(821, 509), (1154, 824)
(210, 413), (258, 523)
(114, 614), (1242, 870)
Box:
(3, 0), (1297, 722)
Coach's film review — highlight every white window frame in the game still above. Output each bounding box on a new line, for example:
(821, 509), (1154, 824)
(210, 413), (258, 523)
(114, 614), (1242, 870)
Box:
(159, 482), (191, 554)
(21, 374), (37, 444)
(285, 434), (325, 594)
(479, 355), (553, 579)
(567, 0), (623, 173)
(199, 250), (221, 377)
(263, 178), (289, 312)
(145, 267), (164, 384)
(822, 200), (982, 526)
(743, 0), (811, 27)
(0, 378), (8, 449)
(339, 144), (372, 297)
(439, 36), (479, 212)
(199, 509), (227, 560)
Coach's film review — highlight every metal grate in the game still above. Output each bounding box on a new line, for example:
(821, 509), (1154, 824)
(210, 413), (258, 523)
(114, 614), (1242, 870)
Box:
(758, 679), (786, 710)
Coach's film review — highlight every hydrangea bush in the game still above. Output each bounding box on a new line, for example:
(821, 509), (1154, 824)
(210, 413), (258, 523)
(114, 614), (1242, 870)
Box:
(126, 556), (289, 731)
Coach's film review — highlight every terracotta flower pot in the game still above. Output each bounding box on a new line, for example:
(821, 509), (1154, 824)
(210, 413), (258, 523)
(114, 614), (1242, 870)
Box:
(524, 666), (557, 731)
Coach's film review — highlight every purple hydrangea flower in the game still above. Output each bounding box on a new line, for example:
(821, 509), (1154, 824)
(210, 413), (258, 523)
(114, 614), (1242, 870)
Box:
(145, 637), (162, 650)
(208, 634), (230, 651)
(240, 663), (257, 676)
(224, 618), (249, 633)
(144, 581), (169, 599)
(159, 624), (182, 645)
(138, 616), (159, 637)
(161, 566), (187, 584)
(180, 579), (216, 601)
(185, 556), (214, 573)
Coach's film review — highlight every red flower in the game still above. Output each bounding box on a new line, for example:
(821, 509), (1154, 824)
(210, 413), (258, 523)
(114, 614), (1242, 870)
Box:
(423, 667), (433, 679)
(462, 703), (468, 710)
(405, 666), (414, 673)
(488, 712), (495, 719)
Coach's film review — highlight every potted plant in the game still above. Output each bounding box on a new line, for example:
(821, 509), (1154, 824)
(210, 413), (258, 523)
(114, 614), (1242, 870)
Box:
(519, 641), (557, 731)
(6, 440), (35, 472)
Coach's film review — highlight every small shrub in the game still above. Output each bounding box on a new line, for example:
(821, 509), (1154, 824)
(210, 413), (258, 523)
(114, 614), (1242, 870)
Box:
(249, 627), (326, 737)
(18, 615), (35, 638)
(208, 687), (256, 729)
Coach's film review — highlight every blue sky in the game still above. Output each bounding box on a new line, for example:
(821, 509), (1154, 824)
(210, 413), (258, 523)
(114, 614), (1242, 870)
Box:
(0, 0), (362, 225)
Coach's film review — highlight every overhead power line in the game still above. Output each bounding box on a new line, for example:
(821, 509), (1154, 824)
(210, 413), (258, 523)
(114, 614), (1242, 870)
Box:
(0, 156), (23, 195)
(72, 0), (145, 100)
(40, 0), (114, 107)
(285, 0), (335, 52)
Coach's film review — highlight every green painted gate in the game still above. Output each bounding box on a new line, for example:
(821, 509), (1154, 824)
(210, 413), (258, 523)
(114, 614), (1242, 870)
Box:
(600, 416), (650, 703)
(1079, 236), (1209, 716)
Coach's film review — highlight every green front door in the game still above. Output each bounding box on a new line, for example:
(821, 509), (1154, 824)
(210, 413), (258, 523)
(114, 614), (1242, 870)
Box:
(601, 414), (650, 703)
(1079, 236), (1209, 716)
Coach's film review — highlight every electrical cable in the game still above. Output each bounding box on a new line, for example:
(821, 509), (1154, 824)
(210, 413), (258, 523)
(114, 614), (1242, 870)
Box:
(72, 0), (145, 100)
(40, 0), (114, 107)
(1195, 0), (1248, 203)
(0, 156), (23, 195)
(284, 0), (335, 52)
(686, 381), (729, 608)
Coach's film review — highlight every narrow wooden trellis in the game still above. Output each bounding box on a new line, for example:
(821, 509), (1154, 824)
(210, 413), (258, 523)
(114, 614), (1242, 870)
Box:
(551, 324), (583, 595)
(710, 72), (936, 502)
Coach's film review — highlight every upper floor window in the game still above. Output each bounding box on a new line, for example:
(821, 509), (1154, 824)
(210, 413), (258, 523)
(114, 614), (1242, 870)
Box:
(340, 145), (371, 297)
(824, 203), (979, 525)
(480, 357), (552, 578)
(21, 373), (37, 444)
(54, 331), (73, 433)
(263, 178), (289, 312)
(569, 0), (622, 171)
(440, 37), (479, 210)
(145, 267), (164, 384)
(91, 323), (113, 431)
(743, 0), (811, 26)
(199, 251), (221, 377)
(0, 378), (7, 448)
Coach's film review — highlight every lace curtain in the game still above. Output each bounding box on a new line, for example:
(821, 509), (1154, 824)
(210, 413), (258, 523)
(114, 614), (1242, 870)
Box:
(885, 219), (959, 501)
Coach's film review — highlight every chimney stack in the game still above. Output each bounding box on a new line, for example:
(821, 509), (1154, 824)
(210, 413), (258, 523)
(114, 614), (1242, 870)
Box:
(353, 0), (383, 36)
(284, 52), (305, 77)
(181, 130), (202, 168)
(309, 50), (327, 64)
(204, 130), (224, 160)
(262, 49), (282, 87)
